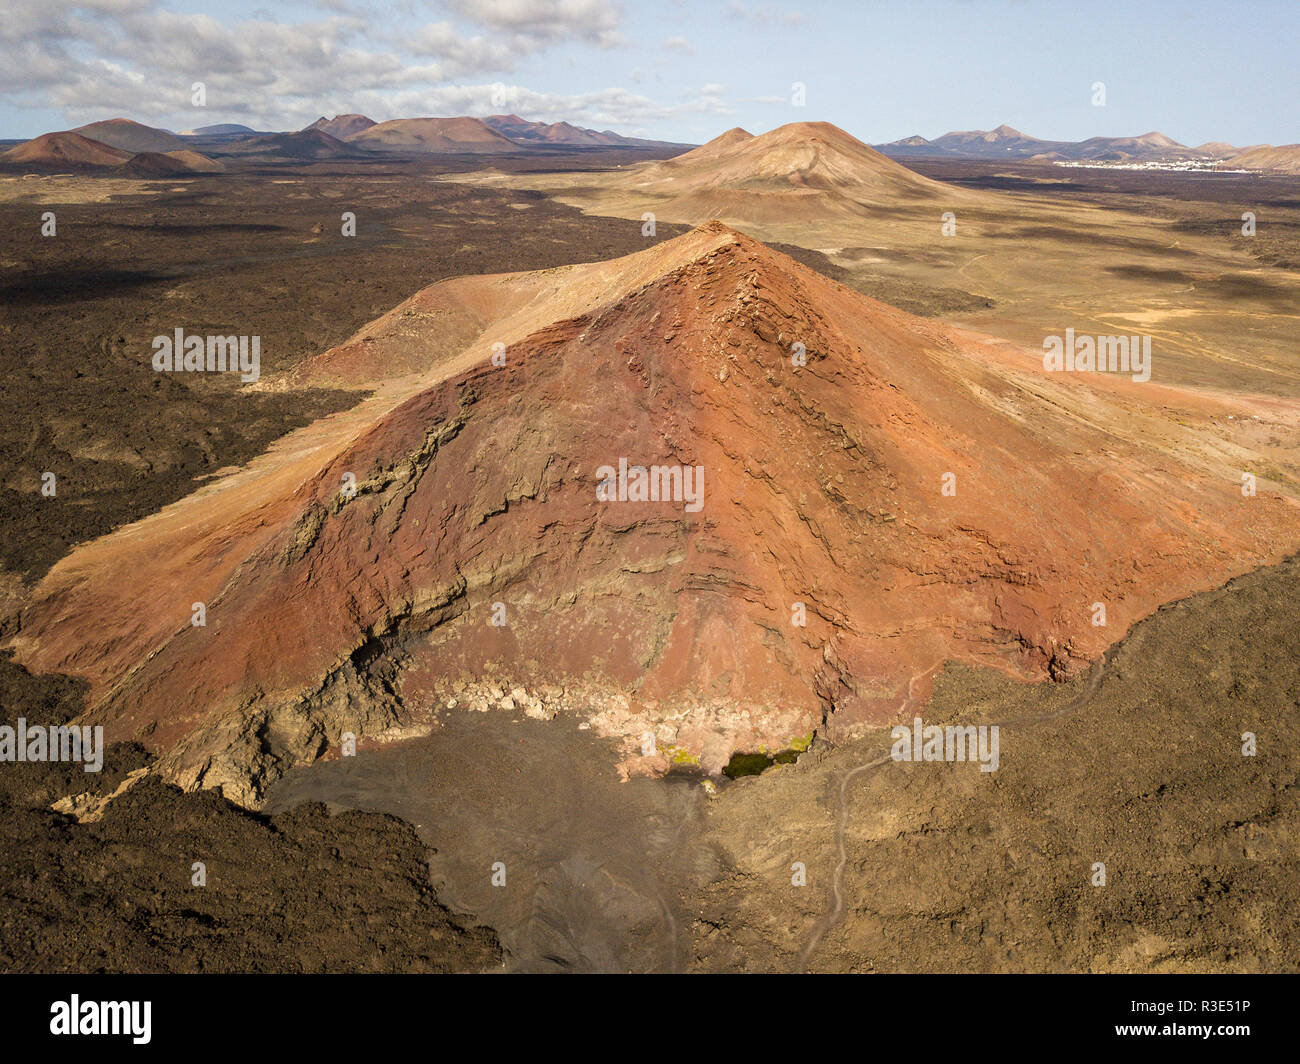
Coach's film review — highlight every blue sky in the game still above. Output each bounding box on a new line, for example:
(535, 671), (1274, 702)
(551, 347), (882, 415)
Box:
(2, 0), (1296, 146)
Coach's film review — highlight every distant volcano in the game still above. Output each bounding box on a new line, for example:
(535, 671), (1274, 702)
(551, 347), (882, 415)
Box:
(1, 132), (131, 167)
(10, 223), (1299, 806)
(482, 114), (683, 149)
(588, 121), (975, 223)
(305, 114), (377, 140)
(70, 118), (187, 154)
(219, 128), (369, 160)
(118, 150), (222, 176)
(347, 117), (519, 153)
(1225, 143), (1300, 173)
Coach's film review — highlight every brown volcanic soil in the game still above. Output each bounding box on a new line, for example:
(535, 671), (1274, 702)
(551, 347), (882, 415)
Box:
(9, 222), (1299, 809)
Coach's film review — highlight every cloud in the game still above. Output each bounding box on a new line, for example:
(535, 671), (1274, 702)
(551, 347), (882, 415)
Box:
(0, 0), (676, 134)
(403, 20), (520, 75)
(663, 35), (694, 55)
(384, 82), (732, 133)
(726, 2), (806, 27)
(442, 0), (624, 48)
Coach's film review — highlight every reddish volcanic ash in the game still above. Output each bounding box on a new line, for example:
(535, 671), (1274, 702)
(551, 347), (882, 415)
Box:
(9, 223), (1299, 805)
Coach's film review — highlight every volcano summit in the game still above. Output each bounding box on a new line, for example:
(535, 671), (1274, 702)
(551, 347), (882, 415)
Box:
(9, 223), (1299, 806)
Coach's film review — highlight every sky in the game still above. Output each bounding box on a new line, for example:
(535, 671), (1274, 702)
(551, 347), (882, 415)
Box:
(1, 0), (1296, 146)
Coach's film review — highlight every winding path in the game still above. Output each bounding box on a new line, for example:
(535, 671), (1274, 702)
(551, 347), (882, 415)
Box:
(798, 652), (1111, 968)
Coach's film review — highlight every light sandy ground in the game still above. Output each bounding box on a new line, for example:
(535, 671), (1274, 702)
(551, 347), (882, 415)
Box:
(0, 174), (180, 204)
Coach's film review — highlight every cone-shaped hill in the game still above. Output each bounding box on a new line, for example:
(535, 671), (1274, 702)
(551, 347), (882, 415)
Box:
(10, 223), (1299, 806)
(607, 121), (978, 222)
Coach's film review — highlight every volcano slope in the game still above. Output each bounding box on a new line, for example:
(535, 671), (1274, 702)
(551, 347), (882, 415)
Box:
(1, 132), (132, 168)
(449, 121), (1300, 397)
(8, 222), (1300, 807)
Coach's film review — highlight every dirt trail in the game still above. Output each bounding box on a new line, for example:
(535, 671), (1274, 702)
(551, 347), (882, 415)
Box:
(799, 655), (1110, 967)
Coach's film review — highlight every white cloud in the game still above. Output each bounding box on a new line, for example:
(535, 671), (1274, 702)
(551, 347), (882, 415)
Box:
(403, 20), (520, 75)
(0, 0), (685, 134)
(366, 82), (731, 133)
(442, 0), (624, 48)
(727, 2), (806, 27)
